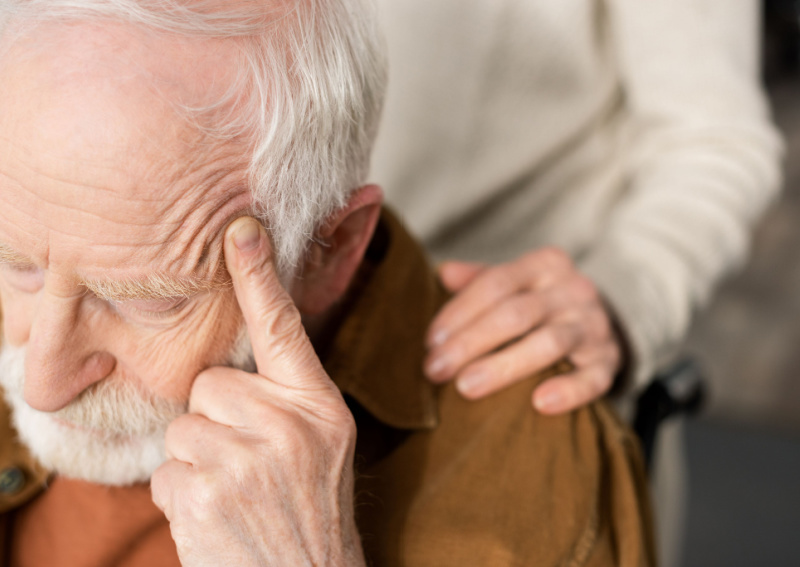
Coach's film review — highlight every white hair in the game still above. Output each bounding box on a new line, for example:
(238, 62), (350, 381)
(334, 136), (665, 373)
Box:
(0, 0), (387, 277)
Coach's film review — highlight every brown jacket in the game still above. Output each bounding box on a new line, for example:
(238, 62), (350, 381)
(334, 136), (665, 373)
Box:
(0, 210), (655, 566)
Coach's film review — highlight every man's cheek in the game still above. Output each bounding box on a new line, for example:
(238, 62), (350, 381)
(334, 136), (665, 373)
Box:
(120, 329), (200, 402)
(126, 296), (244, 402)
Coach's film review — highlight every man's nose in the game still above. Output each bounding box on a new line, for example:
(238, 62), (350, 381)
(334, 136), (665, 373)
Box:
(24, 284), (116, 412)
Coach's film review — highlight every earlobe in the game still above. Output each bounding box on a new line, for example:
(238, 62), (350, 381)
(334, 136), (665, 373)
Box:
(293, 185), (383, 315)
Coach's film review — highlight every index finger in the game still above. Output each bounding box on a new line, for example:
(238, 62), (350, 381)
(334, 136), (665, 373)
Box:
(224, 216), (327, 390)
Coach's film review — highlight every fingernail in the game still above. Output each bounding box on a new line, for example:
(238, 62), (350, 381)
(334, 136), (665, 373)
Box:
(429, 329), (449, 347)
(456, 370), (486, 397)
(231, 217), (261, 252)
(535, 391), (562, 412)
(425, 355), (451, 380)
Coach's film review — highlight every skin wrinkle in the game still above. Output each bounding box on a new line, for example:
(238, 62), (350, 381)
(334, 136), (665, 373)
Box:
(0, 240), (233, 302)
(0, 159), (183, 231)
(0, 130), (250, 229)
(0, 139), (136, 197)
(0, 182), (249, 271)
(0, 128), (254, 277)
(158, 165), (252, 278)
(154, 188), (252, 283)
(0, 150), (252, 282)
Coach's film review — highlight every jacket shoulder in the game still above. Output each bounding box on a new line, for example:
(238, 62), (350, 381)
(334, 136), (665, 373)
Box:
(357, 379), (656, 567)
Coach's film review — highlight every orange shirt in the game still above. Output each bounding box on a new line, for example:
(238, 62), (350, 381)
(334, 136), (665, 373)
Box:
(10, 478), (177, 567)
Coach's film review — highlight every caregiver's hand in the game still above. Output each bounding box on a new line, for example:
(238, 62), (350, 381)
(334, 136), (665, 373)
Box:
(424, 247), (621, 414)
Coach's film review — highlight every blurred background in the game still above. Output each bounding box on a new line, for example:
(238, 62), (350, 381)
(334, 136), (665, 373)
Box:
(678, 2), (800, 564)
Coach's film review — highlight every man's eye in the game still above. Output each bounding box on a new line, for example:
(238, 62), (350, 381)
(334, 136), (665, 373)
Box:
(111, 297), (188, 319)
(0, 263), (45, 293)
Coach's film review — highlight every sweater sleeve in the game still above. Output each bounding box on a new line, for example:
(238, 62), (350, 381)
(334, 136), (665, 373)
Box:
(579, 0), (784, 389)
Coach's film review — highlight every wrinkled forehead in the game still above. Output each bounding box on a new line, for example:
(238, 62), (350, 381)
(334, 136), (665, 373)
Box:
(0, 19), (253, 278)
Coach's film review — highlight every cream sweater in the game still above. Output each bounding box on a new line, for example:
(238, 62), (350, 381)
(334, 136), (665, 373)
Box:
(371, 0), (783, 387)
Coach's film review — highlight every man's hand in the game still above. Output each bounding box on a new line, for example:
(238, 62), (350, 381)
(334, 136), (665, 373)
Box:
(424, 248), (622, 414)
(151, 217), (365, 567)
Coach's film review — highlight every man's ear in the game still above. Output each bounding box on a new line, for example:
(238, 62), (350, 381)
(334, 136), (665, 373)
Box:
(292, 184), (383, 315)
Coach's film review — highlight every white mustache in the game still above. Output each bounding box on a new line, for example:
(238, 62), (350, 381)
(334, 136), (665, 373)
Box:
(0, 345), (186, 439)
(0, 329), (255, 485)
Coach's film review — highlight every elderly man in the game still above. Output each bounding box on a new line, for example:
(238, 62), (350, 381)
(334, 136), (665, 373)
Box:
(0, 1), (654, 565)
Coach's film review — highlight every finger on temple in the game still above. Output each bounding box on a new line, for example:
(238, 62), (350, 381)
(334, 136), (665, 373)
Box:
(223, 216), (327, 390)
(532, 364), (613, 415)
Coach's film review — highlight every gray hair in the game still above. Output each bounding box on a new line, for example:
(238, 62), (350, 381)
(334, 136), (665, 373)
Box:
(0, 0), (387, 277)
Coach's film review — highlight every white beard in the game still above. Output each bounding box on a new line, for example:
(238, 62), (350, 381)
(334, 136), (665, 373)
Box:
(0, 331), (255, 486)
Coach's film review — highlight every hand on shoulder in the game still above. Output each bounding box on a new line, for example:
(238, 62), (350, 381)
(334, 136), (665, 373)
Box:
(424, 247), (623, 414)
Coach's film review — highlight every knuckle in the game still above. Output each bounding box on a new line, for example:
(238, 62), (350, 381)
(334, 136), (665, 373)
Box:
(483, 267), (513, 298)
(608, 342), (622, 366)
(165, 414), (206, 448)
(191, 370), (215, 393)
(591, 368), (613, 396)
(541, 327), (568, 359)
(535, 247), (572, 270)
(262, 298), (304, 340)
(164, 415), (189, 446)
(249, 397), (288, 429)
(240, 245), (275, 280)
(599, 344), (622, 375)
(578, 306), (610, 343)
(150, 471), (174, 517)
(593, 311), (612, 341)
(184, 473), (227, 520)
(150, 466), (168, 499)
(271, 429), (304, 459)
(266, 410), (308, 455)
(439, 342), (464, 367)
(484, 358), (512, 387)
(577, 364), (604, 391)
(571, 275), (599, 303)
(328, 409), (357, 448)
(192, 367), (231, 396)
(499, 301), (533, 333)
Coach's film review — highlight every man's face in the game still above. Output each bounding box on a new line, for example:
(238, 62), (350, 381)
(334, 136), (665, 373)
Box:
(0, 22), (257, 483)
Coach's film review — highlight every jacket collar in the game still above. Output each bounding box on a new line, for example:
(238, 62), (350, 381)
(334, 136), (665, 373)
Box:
(321, 209), (442, 430)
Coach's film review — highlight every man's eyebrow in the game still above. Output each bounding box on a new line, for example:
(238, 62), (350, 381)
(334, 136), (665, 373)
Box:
(0, 243), (230, 300)
(82, 272), (230, 301)
(0, 243), (33, 264)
